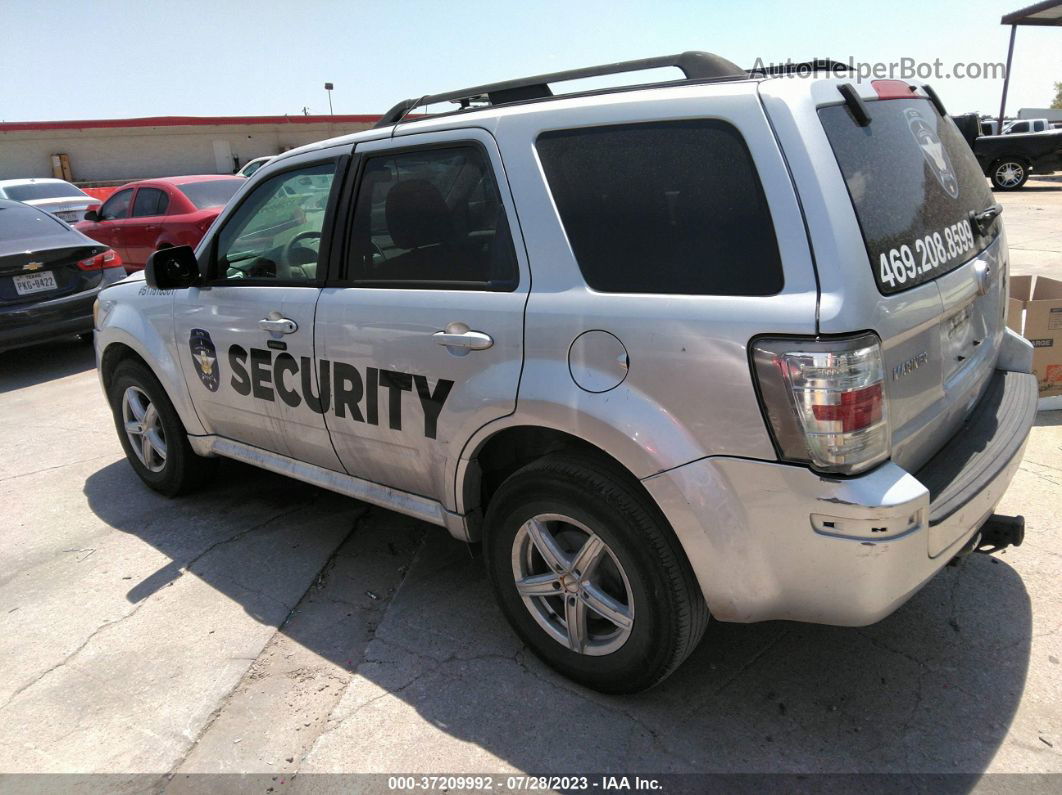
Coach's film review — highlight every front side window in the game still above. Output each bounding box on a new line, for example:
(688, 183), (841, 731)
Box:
(132, 188), (169, 218)
(99, 189), (134, 221)
(536, 120), (784, 296)
(346, 145), (518, 290)
(213, 162), (337, 283)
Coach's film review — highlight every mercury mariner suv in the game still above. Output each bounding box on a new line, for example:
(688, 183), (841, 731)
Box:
(94, 52), (1037, 693)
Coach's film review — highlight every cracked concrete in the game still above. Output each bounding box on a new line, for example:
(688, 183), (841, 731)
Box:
(0, 186), (1060, 779)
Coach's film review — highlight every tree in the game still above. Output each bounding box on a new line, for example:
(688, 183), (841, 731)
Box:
(1052, 82), (1062, 110)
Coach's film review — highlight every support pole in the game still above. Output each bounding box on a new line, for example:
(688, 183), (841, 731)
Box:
(997, 24), (1017, 133)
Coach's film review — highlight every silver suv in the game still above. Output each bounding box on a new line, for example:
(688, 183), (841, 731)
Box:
(94, 52), (1037, 693)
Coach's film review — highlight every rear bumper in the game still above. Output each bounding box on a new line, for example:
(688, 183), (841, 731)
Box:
(0, 270), (123, 352)
(644, 368), (1037, 626)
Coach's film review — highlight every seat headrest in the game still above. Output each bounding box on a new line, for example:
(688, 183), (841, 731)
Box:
(385, 179), (452, 250)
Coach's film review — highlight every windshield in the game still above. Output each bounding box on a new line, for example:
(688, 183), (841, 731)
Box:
(178, 179), (244, 210)
(241, 160), (267, 177)
(819, 98), (996, 295)
(4, 182), (88, 202)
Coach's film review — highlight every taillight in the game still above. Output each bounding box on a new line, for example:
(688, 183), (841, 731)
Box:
(751, 333), (890, 475)
(78, 249), (123, 271)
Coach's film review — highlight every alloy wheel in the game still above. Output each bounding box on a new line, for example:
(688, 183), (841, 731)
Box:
(511, 513), (635, 655)
(995, 162), (1024, 188)
(122, 386), (167, 473)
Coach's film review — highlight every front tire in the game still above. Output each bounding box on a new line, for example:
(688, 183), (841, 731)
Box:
(483, 453), (708, 693)
(107, 360), (216, 496)
(991, 160), (1029, 190)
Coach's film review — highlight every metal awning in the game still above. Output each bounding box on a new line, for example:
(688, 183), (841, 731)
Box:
(1001, 0), (1062, 26)
(997, 1), (1062, 129)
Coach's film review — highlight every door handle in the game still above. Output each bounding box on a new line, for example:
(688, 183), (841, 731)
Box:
(259, 317), (298, 334)
(433, 324), (493, 353)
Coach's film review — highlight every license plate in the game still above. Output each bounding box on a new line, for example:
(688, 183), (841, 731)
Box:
(12, 270), (58, 296)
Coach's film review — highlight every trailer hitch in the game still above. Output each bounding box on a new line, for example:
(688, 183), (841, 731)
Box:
(976, 514), (1025, 554)
(948, 514), (1024, 565)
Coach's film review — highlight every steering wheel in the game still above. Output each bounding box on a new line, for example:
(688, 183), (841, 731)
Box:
(285, 230), (322, 265)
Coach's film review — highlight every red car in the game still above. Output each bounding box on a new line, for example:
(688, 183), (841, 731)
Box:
(76, 175), (245, 271)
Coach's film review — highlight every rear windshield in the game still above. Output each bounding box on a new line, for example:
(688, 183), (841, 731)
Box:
(178, 179), (244, 210)
(819, 98), (995, 295)
(0, 202), (65, 239)
(4, 182), (87, 202)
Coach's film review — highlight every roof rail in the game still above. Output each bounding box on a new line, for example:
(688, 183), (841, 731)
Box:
(374, 51), (745, 129)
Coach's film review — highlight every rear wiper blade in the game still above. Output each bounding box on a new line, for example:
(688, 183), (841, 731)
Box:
(969, 204), (1002, 237)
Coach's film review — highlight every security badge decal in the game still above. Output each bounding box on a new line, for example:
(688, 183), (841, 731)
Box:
(189, 328), (220, 392)
(905, 107), (959, 200)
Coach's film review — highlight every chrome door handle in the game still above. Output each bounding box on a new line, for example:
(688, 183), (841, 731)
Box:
(259, 317), (298, 334)
(433, 327), (494, 352)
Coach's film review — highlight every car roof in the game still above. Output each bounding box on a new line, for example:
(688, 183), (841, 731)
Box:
(0, 177), (76, 188)
(112, 174), (246, 190)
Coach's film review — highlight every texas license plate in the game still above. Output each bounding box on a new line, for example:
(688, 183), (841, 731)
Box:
(12, 271), (58, 296)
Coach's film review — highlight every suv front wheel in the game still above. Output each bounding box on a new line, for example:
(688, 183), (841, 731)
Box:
(484, 453), (708, 693)
(108, 359), (216, 496)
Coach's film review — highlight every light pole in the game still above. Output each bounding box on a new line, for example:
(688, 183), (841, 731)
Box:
(324, 82), (334, 117)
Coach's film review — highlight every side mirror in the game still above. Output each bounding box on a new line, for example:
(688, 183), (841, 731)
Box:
(83, 208), (100, 222)
(145, 245), (201, 290)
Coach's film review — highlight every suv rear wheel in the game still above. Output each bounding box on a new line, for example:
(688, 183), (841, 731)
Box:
(108, 360), (216, 496)
(991, 159), (1029, 190)
(483, 452), (707, 693)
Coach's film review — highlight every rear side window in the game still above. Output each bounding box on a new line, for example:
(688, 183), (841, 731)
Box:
(536, 120), (784, 295)
(819, 99), (995, 295)
(132, 188), (169, 217)
(346, 145), (518, 290)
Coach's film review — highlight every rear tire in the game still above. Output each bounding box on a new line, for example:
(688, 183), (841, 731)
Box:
(483, 452), (708, 693)
(990, 159), (1029, 190)
(107, 360), (216, 496)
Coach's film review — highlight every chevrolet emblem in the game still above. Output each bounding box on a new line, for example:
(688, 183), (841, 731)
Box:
(22, 261), (44, 271)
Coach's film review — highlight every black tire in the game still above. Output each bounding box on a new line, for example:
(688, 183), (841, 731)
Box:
(483, 452), (708, 693)
(107, 359), (216, 496)
(990, 159), (1029, 191)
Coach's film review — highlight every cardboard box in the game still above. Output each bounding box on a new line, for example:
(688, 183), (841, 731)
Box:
(1009, 275), (1062, 398)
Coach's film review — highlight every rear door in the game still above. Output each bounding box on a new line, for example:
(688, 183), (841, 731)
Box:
(315, 128), (527, 502)
(762, 80), (1006, 472)
(173, 155), (346, 470)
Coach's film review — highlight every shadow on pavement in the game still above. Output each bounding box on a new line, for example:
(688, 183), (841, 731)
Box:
(0, 337), (96, 393)
(82, 453), (1033, 776)
(1034, 410), (1062, 427)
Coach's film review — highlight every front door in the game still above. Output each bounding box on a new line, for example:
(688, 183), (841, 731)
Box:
(124, 186), (170, 267)
(174, 157), (345, 471)
(315, 129), (528, 502)
(85, 187), (135, 260)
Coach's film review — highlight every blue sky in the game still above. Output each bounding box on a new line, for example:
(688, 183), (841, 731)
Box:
(1, 0), (1059, 121)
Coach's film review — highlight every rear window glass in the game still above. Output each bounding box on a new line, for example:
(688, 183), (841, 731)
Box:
(819, 99), (995, 295)
(179, 179), (244, 210)
(0, 202), (63, 238)
(536, 120), (784, 295)
(4, 182), (87, 202)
